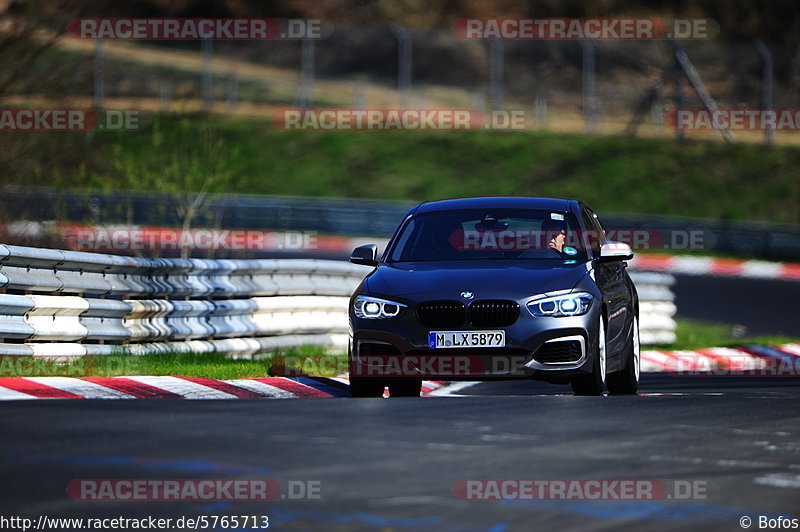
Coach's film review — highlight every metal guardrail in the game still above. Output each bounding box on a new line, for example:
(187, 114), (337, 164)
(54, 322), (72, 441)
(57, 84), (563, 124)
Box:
(0, 244), (368, 357)
(3, 188), (799, 261)
(0, 244), (676, 356)
(631, 272), (677, 345)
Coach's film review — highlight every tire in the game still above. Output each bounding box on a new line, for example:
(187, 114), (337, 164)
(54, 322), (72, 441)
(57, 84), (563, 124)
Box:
(571, 315), (607, 396)
(606, 315), (640, 395)
(349, 377), (386, 398)
(387, 378), (422, 397)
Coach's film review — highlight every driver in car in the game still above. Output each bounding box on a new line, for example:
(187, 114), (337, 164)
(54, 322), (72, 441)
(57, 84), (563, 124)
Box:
(541, 218), (568, 253)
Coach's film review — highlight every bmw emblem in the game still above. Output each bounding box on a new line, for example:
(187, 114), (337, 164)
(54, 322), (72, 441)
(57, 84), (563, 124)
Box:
(461, 291), (475, 300)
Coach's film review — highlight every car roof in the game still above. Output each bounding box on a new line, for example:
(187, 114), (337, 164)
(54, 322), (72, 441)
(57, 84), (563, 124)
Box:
(413, 196), (578, 214)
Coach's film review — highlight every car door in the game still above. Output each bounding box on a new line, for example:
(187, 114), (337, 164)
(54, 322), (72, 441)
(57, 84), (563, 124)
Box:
(582, 209), (631, 367)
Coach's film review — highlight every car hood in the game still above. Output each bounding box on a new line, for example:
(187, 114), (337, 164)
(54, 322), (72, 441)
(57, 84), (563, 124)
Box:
(365, 260), (592, 300)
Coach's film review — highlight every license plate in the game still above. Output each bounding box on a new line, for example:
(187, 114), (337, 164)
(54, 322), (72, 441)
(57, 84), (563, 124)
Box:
(429, 331), (505, 349)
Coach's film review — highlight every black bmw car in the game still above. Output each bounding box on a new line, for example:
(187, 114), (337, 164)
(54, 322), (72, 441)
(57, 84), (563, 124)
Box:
(348, 196), (640, 397)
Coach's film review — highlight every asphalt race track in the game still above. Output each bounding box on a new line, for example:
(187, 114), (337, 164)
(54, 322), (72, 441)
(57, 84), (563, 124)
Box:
(674, 275), (800, 337)
(2, 374), (800, 532)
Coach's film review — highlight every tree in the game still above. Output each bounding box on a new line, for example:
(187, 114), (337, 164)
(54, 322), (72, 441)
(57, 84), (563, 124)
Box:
(112, 116), (237, 259)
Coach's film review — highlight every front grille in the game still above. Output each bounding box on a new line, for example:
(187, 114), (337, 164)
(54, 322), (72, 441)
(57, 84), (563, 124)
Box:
(416, 301), (466, 328)
(468, 300), (520, 327)
(533, 340), (583, 364)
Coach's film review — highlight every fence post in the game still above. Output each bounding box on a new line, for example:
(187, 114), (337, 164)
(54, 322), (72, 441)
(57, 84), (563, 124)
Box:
(160, 79), (172, 112)
(534, 95), (547, 128)
(755, 41), (774, 146)
(391, 26), (412, 108)
(651, 100), (663, 133)
(472, 89), (485, 114)
(299, 38), (315, 109)
(672, 41), (733, 143)
(489, 39), (504, 112)
(414, 89), (427, 109)
(580, 40), (596, 133)
(353, 83), (366, 109)
(673, 45), (686, 140)
(93, 40), (105, 110)
(201, 39), (213, 111)
(226, 74), (238, 114)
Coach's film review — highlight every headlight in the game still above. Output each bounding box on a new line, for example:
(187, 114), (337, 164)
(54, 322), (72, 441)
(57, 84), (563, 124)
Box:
(527, 292), (593, 317)
(353, 295), (406, 319)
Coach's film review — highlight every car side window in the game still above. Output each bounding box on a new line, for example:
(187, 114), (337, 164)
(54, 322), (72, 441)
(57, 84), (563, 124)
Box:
(588, 210), (607, 244)
(581, 210), (602, 255)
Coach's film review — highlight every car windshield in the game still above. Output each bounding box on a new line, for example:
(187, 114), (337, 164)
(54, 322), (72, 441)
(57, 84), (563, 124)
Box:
(387, 208), (589, 262)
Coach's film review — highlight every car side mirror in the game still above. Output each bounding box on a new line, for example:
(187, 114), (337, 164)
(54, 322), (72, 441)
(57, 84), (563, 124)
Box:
(349, 244), (379, 266)
(597, 241), (634, 262)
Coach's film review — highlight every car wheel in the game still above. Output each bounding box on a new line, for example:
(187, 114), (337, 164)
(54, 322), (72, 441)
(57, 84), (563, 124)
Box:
(349, 377), (386, 398)
(606, 315), (640, 395)
(570, 315), (606, 396)
(387, 378), (422, 397)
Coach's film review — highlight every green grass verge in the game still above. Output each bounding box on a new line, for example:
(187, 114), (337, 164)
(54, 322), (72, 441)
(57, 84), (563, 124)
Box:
(0, 346), (346, 380)
(650, 318), (800, 351)
(1, 319), (797, 379)
(7, 113), (799, 225)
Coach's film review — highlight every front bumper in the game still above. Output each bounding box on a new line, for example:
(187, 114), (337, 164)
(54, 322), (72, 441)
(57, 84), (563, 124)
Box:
(349, 304), (600, 382)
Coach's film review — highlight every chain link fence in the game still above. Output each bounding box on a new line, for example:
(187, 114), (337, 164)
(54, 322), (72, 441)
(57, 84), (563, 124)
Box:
(49, 25), (800, 143)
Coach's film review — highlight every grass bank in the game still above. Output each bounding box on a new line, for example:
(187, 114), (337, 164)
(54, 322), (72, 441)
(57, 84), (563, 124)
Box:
(6, 113), (798, 225)
(651, 318), (800, 351)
